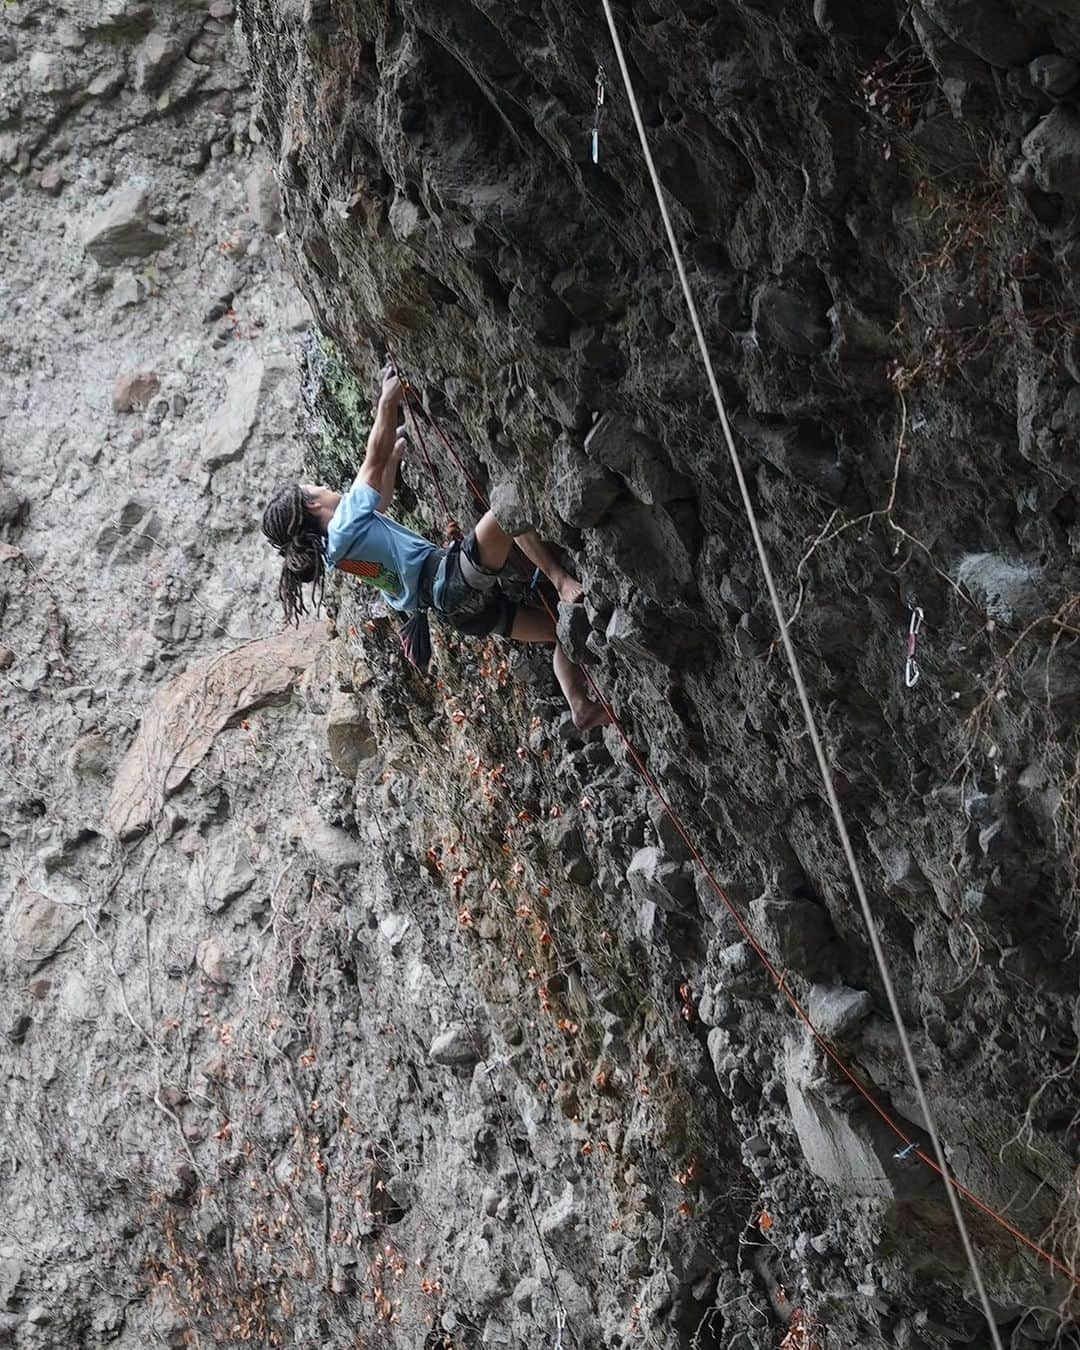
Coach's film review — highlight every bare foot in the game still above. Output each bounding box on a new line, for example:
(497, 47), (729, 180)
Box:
(572, 698), (613, 731)
(555, 571), (584, 605)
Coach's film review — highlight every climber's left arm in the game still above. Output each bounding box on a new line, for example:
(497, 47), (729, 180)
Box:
(375, 436), (405, 512)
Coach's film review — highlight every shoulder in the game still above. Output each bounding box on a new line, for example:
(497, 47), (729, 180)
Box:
(335, 480), (380, 522)
(326, 482), (380, 562)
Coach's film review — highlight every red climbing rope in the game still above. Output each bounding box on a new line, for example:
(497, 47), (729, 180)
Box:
(386, 345), (460, 543)
(392, 369), (1080, 1293)
(387, 343), (490, 511)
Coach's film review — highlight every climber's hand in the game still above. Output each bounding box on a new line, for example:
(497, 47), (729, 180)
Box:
(379, 365), (403, 408)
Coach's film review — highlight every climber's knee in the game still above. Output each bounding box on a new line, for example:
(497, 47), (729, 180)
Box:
(472, 511), (514, 573)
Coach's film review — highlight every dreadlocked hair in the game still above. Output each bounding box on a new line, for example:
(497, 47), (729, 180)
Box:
(262, 484), (327, 626)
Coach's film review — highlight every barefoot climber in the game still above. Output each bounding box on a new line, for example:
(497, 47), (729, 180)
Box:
(262, 368), (611, 731)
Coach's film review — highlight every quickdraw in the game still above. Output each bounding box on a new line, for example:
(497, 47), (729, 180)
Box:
(905, 605), (923, 688)
(591, 65), (606, 163)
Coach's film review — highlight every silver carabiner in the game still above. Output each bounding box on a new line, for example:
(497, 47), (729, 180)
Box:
(592, 66), (606, 164)
(904, 606), (924, 688)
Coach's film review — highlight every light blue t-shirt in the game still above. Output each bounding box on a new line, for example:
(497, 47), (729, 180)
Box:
(325, 481), (435, 614)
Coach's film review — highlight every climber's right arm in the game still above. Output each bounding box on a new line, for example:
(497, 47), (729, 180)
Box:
(355, 369), (403, 494)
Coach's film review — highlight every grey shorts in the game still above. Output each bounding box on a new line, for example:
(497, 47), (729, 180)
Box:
(431, 531), (517, 638)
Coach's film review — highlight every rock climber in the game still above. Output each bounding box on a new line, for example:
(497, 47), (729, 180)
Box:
(261, 366), (611, 730)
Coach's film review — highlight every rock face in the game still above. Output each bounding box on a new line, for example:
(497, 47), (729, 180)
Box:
(0, 3), (340, 1346)
(234, 1), (1080, 1347)
(4, 2), (1080, 1349)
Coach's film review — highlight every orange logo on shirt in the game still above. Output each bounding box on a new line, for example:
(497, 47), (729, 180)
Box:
(338, 558), (402, 596)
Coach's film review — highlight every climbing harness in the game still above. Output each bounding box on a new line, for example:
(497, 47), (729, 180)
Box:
(893, 1141), (920, 1164)
(591, 65), (606, 164)
(905, 605), (923, 688)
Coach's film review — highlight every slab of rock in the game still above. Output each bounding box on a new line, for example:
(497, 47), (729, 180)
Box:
(1029, 55), (1080, 100)
(112, 370), (160, 413)
(543, 812), (594, 885)
(196, 937), (230, 985)
(430, 1023), (483, 1066)
(27, 50), (69, 96)
(923, 0), (1044, 67)
(807, 984), (873, 1040)
(39, 164), (63, 197)
(647, 795), (692, 861)
(784, 1038), (894, 1196)
(584, 413), (686, 506)
(188, 836), (256, 913)
(749, 894), (835, 978)
(626, 846), (695, 912)
(246, 163), (283, 234)
(108, 624), (325, 839)
(715, 941), (768, 999)
(605, 608), (653, 664)
(595, 504), (694, 605)
(94, 498), (160, 561)
(955, 552), (1046, 623)
(552, 435), (620, 527)
(288, 806), (367, 875)
(379, 913), (410, 949)
(539, 1183), (582, 1250)
(489, 479), (534, 536)
(326, 692), (377, 777)
(555, 602), (591, 665)
(68, 733), (111, 780)
(134, 32), (183, 93)
(752, 284), (829, 356)
(4, 889), (80, 971)
(0, 133), (21, 168)
(200, 352), (288, 472)
(1020, 107), (1080, 198)
(83, 186), (168, 266)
